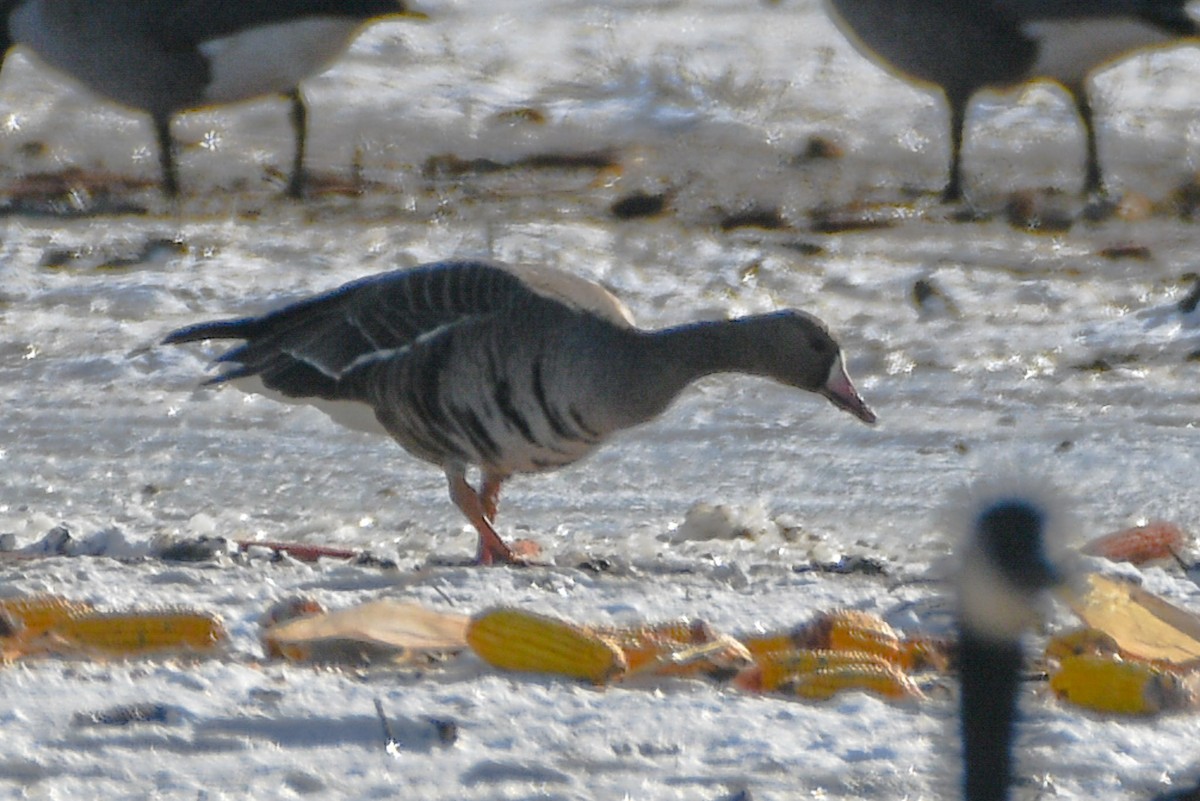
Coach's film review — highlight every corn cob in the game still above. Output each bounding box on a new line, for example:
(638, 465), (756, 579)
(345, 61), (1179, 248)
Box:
(600, 619), (751, 677)
(785, 665), (923, 702)
(900, 637), (952, 673)
(466, 607), (626, 684)
(1044, 627), (1122, 663)
(48, 609), (226, 656)
(823, 611), (904, 655)
(1049, 655), (1197, 715)
(766, 656), (924, 702)
(604, 619), (711, 673)
(638, 634), (753, 677)
(1080, 521), (1186, 565)
(736, 648), (896, 692)
(741, 610), (907, 667)
(0, 595), (94, 638)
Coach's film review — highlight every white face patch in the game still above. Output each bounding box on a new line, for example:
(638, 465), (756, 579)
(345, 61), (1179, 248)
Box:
(199, 18), (365, 103)
(826, 353), (846, 389)
(1024, 18), (1176, 86)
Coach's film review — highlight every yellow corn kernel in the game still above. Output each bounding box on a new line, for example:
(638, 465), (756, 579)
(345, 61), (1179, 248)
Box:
(737, 648), (895, 693)
(50, 610), (226, 656)
(0, 595), (94, 637)
(1050, 655), (1195, 716)
(742, 610), (906, 666)
(648, 634), (753, 676)
(823, 610), (904, 658)
(1045, 628), (1122, 663)
(619, 623), (748, 676)
(466, 607), (626, 684)
(605, 619), (751, 676)
(739, 632), (797, 660)
(900, 637), (952, 672)
(606, 619), (707, 671)
(781, 661), (924, 702)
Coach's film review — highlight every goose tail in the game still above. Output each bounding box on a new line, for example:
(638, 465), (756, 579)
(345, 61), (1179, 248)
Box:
(162, 317), (262, 346)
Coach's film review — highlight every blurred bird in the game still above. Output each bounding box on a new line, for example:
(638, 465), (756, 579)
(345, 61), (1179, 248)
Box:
(954, 484), (1070, 801)
(4, 0), (417, 197)
(165, 259), (877, 565)
(823, 0), (1199, 201)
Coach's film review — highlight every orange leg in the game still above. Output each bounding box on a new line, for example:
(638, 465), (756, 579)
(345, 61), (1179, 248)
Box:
(446, 471), (517, 566)
(480, 472), (506, 523)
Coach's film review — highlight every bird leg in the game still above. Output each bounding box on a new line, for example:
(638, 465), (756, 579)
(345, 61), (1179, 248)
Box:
(480, 472), (506, 523)
(943, 92), (968, 203)
(446, 471), (518, 566)
(286, 88), (308, 199)
(152, 112), (180, 198)
(1072, 85), (1105, 197)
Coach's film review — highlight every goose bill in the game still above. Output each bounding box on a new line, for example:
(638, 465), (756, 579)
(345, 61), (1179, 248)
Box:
(820, 356), (877, 424)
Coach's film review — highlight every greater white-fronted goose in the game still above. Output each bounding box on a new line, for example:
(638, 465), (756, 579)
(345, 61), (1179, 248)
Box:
(823, 0), (1198, 201)
(165, 259), (877, 564)
(6, 0), (415, 196)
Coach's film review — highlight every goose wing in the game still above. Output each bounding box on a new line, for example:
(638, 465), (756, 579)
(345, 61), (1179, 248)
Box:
(163, 259), (630, 401)
(505, 262), (635, 328)
(155, 1), (396, 47)
(993, 0), (1196, 33)
(164, 260), (534, 399)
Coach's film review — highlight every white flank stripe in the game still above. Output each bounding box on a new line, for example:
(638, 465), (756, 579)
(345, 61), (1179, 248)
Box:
(1025, 18), (1176, 86)
(231, 375), (389, 437)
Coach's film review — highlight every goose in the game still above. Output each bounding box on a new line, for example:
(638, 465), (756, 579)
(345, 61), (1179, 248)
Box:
(954, 488), (1069, 801)
(3, 0), (415, 197)
(164, 259), (877, 565)
(822, 0), (1199, 201)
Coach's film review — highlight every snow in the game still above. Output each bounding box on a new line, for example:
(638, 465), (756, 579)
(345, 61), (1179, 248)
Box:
(1, 0), (1200, 798)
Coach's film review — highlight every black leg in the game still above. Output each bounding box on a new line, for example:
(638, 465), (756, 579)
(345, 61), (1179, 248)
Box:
(1073, 85), (1105, 197)
(286, 88), (308, 198)
(153, 113), (180, 198)
(960, 633), (1023, 801)
(943, 92), (968, 203)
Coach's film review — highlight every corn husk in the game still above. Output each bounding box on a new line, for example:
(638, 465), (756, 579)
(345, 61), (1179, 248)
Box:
(264, 599), (468, 664)
(1066, 574), (1200, 668)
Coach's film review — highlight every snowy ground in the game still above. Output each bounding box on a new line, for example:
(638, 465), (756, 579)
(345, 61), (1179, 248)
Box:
(2, 1), (1200, 799)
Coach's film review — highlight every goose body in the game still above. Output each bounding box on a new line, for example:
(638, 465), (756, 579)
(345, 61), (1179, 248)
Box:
(823, 0), (1198, 201)
(4, 0), (411, 196)
(165, 259), (877, 564)
(955, 489), (1068, 801)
